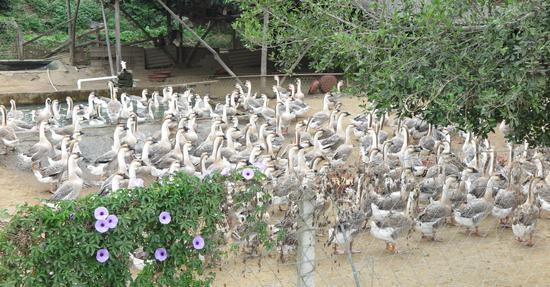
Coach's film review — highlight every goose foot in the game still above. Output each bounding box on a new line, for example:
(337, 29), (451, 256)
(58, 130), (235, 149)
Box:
(389, 243), (399, 253)
(524, 235), (535, 247)
(349, 241), (361, 254)
(446, 217), (458, 226)
(472, 227), (487, 237)
(515, 237), (524, 243)
(422, 235), (442, 242)
(333, 245), (345, 255)
(499, 218), (512, 228)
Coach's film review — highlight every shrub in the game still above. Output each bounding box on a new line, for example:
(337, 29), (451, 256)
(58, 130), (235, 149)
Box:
(0, 169), (272, 286)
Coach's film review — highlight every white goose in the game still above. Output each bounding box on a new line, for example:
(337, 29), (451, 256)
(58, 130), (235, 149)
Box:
(0, 105), (18, 153)
(50, 153), (83, 201)
(20, 121), (53, 167)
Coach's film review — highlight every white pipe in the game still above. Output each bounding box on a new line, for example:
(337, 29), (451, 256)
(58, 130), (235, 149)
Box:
(77, 76), (117, 90)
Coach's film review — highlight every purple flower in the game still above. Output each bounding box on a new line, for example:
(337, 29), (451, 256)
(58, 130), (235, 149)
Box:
(154, 248), (168, 261)
(221, 167), (231, 176)
(253, 161), (267, 172)
(241, 168), (254, 180)
(192, 235), (205, 250)
(106, 215), (118, 229)
(69, 213), (75, 220)
(159, 211), (171, 224)
(96, 248), (109, 263)
(199, 170), (211, 181)
(128, 178), (144, 189)
(94, 207), (109, 220)
(95, 220), (109, 233)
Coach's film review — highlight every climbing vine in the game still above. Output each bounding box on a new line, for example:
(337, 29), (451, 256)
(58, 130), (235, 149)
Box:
(0, 168), (273, 286)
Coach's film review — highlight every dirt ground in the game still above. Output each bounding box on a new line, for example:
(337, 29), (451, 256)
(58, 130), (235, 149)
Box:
(0, 68), (549, 287)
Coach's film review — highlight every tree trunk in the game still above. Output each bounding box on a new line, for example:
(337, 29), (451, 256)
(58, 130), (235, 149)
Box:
(260, 9), (269, 92)
(100, 1), (115, 76)
(114, 0), (122, 72)
(66, 0), (74, 65)
(70, 0), (81, 65)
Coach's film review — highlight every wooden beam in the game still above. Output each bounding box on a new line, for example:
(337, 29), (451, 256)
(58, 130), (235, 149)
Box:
(114, 0), (122, 72)
(44, 26), (106, 58)
(184, 21), (213, 68)
(23, 17), (76, 47)
(100, 1), (115, 76)
(15, 22), (24, 60)
(154, 0), (242, 85)
(120, 7), (177, 65)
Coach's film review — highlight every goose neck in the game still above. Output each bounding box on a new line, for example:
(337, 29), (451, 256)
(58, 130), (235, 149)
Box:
(117, 150), (127, 174)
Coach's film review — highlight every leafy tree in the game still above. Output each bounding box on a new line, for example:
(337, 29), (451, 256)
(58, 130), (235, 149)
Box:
(233, 0), (549, 146)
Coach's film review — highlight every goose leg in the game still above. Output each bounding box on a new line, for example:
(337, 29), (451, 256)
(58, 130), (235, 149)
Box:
(333, 244), (345, 255)
(385, 242), (392, 252)
(472, 226), (487, 237)
(390, 243), (399, 253)
(349, 240), (361, 254)
(525, 234), (534, 247)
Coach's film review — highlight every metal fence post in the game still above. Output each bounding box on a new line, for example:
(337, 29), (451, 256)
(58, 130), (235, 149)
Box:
(297, 174), (315, 287)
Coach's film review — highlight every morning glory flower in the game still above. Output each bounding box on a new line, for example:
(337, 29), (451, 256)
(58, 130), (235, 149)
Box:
(253, 161), (267, 172)
(128, 178), (144, 189)
(94, 207), (109, 220)
(159, 211), (171, 224)
(154, 248), (168, 261)
(221, 167), (231, 176)
(192, 235), (205, 250)
(95, 220), (109, 233)
(96, 248), (109, 263)
(241, 168), (254, 180)
(106, 215), (118, 229)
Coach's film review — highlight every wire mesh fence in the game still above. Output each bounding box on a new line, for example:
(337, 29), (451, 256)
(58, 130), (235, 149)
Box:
(210, 162), (550, 287)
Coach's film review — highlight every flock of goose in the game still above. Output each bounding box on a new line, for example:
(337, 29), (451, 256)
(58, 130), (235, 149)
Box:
(0, 76), (549, 257)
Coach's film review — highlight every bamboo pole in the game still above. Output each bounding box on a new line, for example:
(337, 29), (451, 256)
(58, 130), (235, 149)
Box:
(154, 0), (242, 85)
(100, 1), (115, 76)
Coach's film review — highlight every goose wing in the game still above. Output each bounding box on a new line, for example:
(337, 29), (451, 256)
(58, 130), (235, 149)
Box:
(50, 182), (76, 201)
(456, 199), (488, 218)
(418, 203), (450, 222)
(495, 190), (517, 209)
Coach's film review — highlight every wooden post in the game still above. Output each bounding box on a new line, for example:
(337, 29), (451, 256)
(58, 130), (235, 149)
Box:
(100, 1), (115, 76)
(66, 0), (74, 65)
(114, 0), (122, 73)
(166, 0), (173, 44)
(70, 0), (82, 65)
(260, 9), (269, 92)
(155, 0), (242, 85)
(15, 22), (24, 60)
(95, 27), (101, 47)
